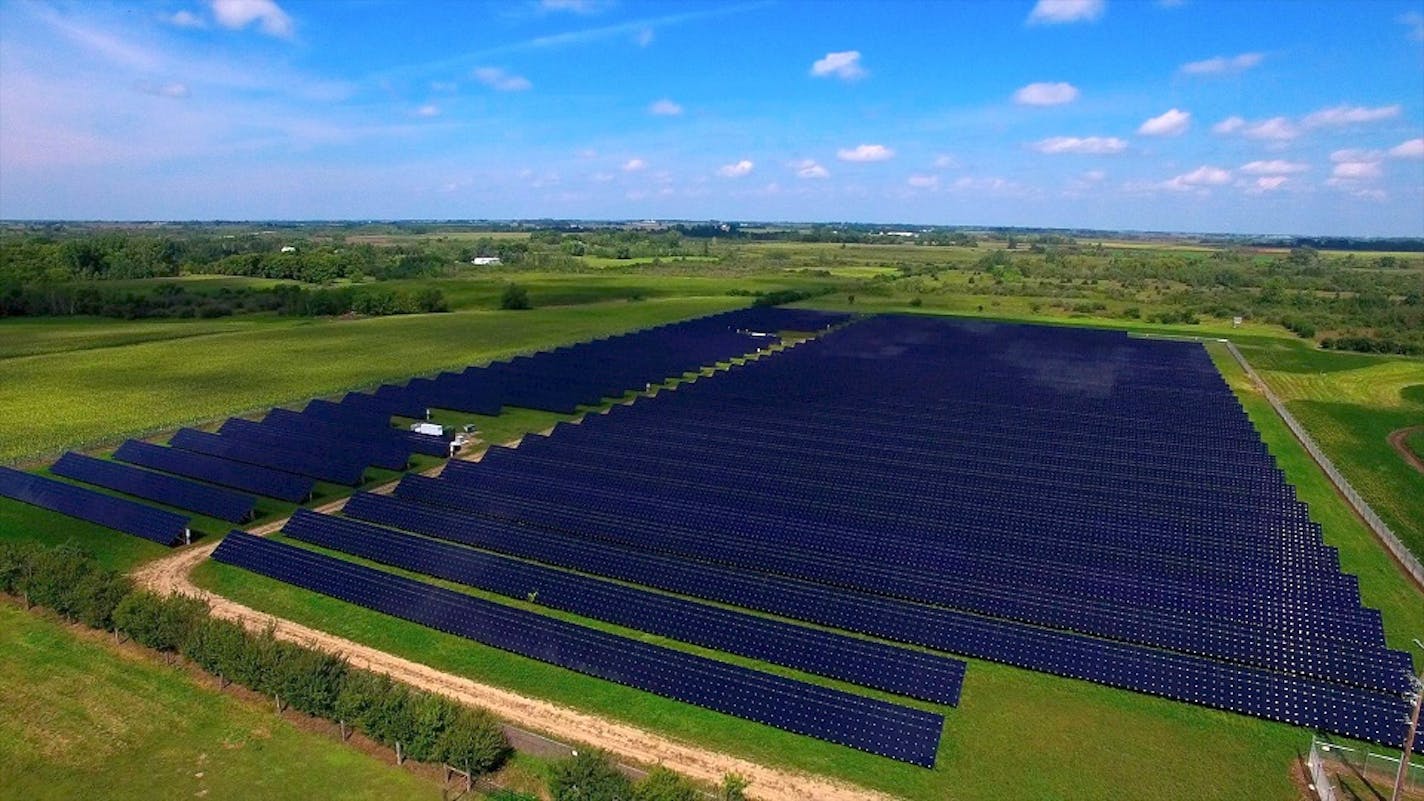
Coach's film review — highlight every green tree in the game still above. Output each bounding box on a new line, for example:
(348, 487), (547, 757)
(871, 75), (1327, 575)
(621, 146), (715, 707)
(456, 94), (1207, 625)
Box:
(500, 283), (531, 310)
(632, 767), (700, 801)
(436, 707), (508, 775)
(549, 750), (632, 801)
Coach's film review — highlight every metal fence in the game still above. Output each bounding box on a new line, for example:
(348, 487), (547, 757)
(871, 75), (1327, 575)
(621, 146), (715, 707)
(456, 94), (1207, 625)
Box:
(1309, 737), (1424, 800)
(1224, 342), (1424, 591)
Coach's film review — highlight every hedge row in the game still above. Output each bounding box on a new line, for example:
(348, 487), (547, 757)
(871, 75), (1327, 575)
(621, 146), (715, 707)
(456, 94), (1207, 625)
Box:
(0, 541), (507, 775)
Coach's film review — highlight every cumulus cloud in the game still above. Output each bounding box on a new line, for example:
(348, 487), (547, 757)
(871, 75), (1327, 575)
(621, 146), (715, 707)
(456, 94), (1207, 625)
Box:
(1013, 82), (1079, 106)
(837, 143), (895, 162)
(1389, 138), (1424, 159)
(211, 0), (293, 38)
(1137, 108), (1190, 136)
(636, 27), (655, 47)
(1032, 136), (1127, 154)
(1250, 176), (1289, 192)
(907, 174), (939, 189)
(540, 0), (607, 13)
(810, 50), (866, 80)
(1214, 116), (1297, 141)
(1330, 148), (1383, 163)
(791, 159), (829, 179)
(1303, 104), (1401, 128)
(167, 10), (206, 28)
(933, 154), (958, 169)
(1162, 165), (1232, 190)
(472, 67), (532, 92)
(717, 159), (754, 178)
(648, 99), (682, 116)
(415, 104), (439, 117)
(1179, 52), (1263, 76)
(1240, 160), (1308, 175)
(1027, 0), (1105, 24)
(1331, 161), (1382, 180)
(622, 158), (647, 172)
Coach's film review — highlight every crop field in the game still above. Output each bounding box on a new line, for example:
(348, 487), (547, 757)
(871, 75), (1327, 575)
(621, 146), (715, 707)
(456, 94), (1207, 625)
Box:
(0, 603), (433, 801)
(0, 296), (745, 464)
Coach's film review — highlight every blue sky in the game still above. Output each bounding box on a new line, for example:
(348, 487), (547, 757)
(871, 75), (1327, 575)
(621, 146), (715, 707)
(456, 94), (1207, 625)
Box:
(1, 0), (1422, 235)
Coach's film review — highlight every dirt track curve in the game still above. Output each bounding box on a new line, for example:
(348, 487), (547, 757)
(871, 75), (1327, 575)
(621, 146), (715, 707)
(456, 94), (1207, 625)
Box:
(131, 488), (897, 801)
(1387, 425), (1424, 476)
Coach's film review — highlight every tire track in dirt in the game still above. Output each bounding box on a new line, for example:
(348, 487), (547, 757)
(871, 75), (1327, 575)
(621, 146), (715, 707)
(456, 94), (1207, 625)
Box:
(1387, 425), (1424, 476)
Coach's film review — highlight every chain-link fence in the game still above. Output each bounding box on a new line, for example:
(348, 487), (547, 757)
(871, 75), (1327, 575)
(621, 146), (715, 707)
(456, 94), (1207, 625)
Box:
(1224, 342), (1424, 591)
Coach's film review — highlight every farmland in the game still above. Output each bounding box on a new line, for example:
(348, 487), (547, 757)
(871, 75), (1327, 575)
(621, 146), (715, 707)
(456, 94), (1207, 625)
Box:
(1, 228), (1421, 801)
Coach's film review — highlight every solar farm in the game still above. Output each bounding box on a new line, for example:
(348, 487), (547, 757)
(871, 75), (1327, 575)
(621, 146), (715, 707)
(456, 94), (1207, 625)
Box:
(2, 307), (1419, 795)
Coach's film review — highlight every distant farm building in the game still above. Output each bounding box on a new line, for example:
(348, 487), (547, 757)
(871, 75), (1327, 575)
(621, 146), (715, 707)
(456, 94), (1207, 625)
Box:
(471, 256), (501, 266)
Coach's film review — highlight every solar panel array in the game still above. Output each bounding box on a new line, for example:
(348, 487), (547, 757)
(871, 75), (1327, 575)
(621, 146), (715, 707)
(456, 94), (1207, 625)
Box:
(52, 452), (256, 523)
(114, 439), (315, 502)
(213, 530), (944, 766)
(0, 465), (188, 546)
(282, 507), (966, 705)
(331, 313), (1411, 747)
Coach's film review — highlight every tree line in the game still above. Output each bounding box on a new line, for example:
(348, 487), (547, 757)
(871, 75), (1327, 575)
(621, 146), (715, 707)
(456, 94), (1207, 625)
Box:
(0, 283), (448, 319)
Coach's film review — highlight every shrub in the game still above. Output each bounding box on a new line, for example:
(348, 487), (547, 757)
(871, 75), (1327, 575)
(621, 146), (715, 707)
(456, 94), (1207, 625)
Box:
(436, 707), (509, 775)
(500, 283), (531, 310)
(632, 767), (701, 801)
(549, 750), (632, 801)
(718, 773), (750, 801)
(114, 592), (206, 652)
(182, 616), (252, 681)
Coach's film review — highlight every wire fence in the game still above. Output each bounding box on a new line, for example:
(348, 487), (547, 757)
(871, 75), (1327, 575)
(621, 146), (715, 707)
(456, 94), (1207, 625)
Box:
(1309, 736), (1424, 800)
(1224, 341), (1424, 591)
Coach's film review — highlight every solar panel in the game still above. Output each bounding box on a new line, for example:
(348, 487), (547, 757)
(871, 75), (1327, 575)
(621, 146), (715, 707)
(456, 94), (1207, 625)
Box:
(52, 452), (256, 523)
(0, 465), (189, 546)
(169, 428), (368, 486)
(218, 418), (410, 471)
(213, 531), (944, 766)
(284, 508), (965, 705)
(113, 439), (314, 502)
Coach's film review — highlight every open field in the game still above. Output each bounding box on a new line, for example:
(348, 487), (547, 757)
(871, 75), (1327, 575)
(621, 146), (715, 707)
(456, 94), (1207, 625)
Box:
(0, 297), (744, 464)
(0, 602), (433, 801)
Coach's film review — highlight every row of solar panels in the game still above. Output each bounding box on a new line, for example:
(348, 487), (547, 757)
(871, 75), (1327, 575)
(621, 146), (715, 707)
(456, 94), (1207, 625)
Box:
(0, 465), (189, 546)
(213, 531), (946, 767)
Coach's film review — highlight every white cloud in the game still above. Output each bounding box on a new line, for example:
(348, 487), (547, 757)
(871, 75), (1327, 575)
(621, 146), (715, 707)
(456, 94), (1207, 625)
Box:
(717, 159), (754, 178)
(622, 158), (647, 172)
(472, 67), (532, 92)
(1013, 82), (1079, 106)
(1399, 11), (1424, 41)
(1137, 108), (1190, 136)
(1330, 148), (1383, 163)
(1331, 161), (1382, 180)
(836, 143), (895, 162)
(1179, 52), (1263, 76)
(1212, 116), (1244, 134)
(1027, 0), (1105, 24)
(1162, 165), (1232, 190)
(648, 98), (682, 116)
(167, 10), (207, 28)
(907, 174), (939, 189)
(1389, 138), (1424, 159)
(540, 0), (607, 13)
(810, 51), (866, 80)
(210, 0), (293, 38)
(932, 154), (958, 169)
(1082, 169), (1106, 182)
(790, 159), (829, 179)
(636, 27), (655, 47)
(430, 81), (458, 93)
(1215, 116), (1297, 141)
(136, 81), (191, 98)
(1303, 104), (1402, 128)
(415, 104), (439, 117)
(1239, 160), (1308, 175)
(1032, 136), (1127, 154)
(1251, 176), (1289, 192)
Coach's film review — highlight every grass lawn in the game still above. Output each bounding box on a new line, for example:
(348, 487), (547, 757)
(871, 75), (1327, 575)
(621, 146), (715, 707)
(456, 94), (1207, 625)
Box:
(0, 603), (433, 801)
(0, 296), (745, 464)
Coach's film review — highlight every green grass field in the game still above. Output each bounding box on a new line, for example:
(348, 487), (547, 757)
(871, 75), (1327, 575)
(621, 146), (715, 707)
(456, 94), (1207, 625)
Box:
(0, 297), (745, 464)
(0, 603), (433, 801)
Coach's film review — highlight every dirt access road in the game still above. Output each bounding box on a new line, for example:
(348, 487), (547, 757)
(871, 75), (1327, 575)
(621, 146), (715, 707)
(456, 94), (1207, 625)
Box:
(1387, 425), (1424, 475)
(131, 470), (898, 801)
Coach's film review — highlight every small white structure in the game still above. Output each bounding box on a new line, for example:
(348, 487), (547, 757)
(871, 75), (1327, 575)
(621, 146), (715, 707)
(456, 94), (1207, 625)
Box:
(280, 245), (297, 253)
(410, 422), (445, 437)
(470, 256), (501, 266)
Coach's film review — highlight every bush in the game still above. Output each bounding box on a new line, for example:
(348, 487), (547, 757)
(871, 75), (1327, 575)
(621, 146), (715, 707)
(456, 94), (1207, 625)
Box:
(500, 283), (531, 310)
(182, 616), (252, 681)
(72, 568), (133, 630)
(718, 774), (750, 801)
(436, 707), (509, 774)
(633, 767), (701, 801)
(549, 750), (631, 801)
(0, 541), (38, 595)
(114, 592), (206, 652)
